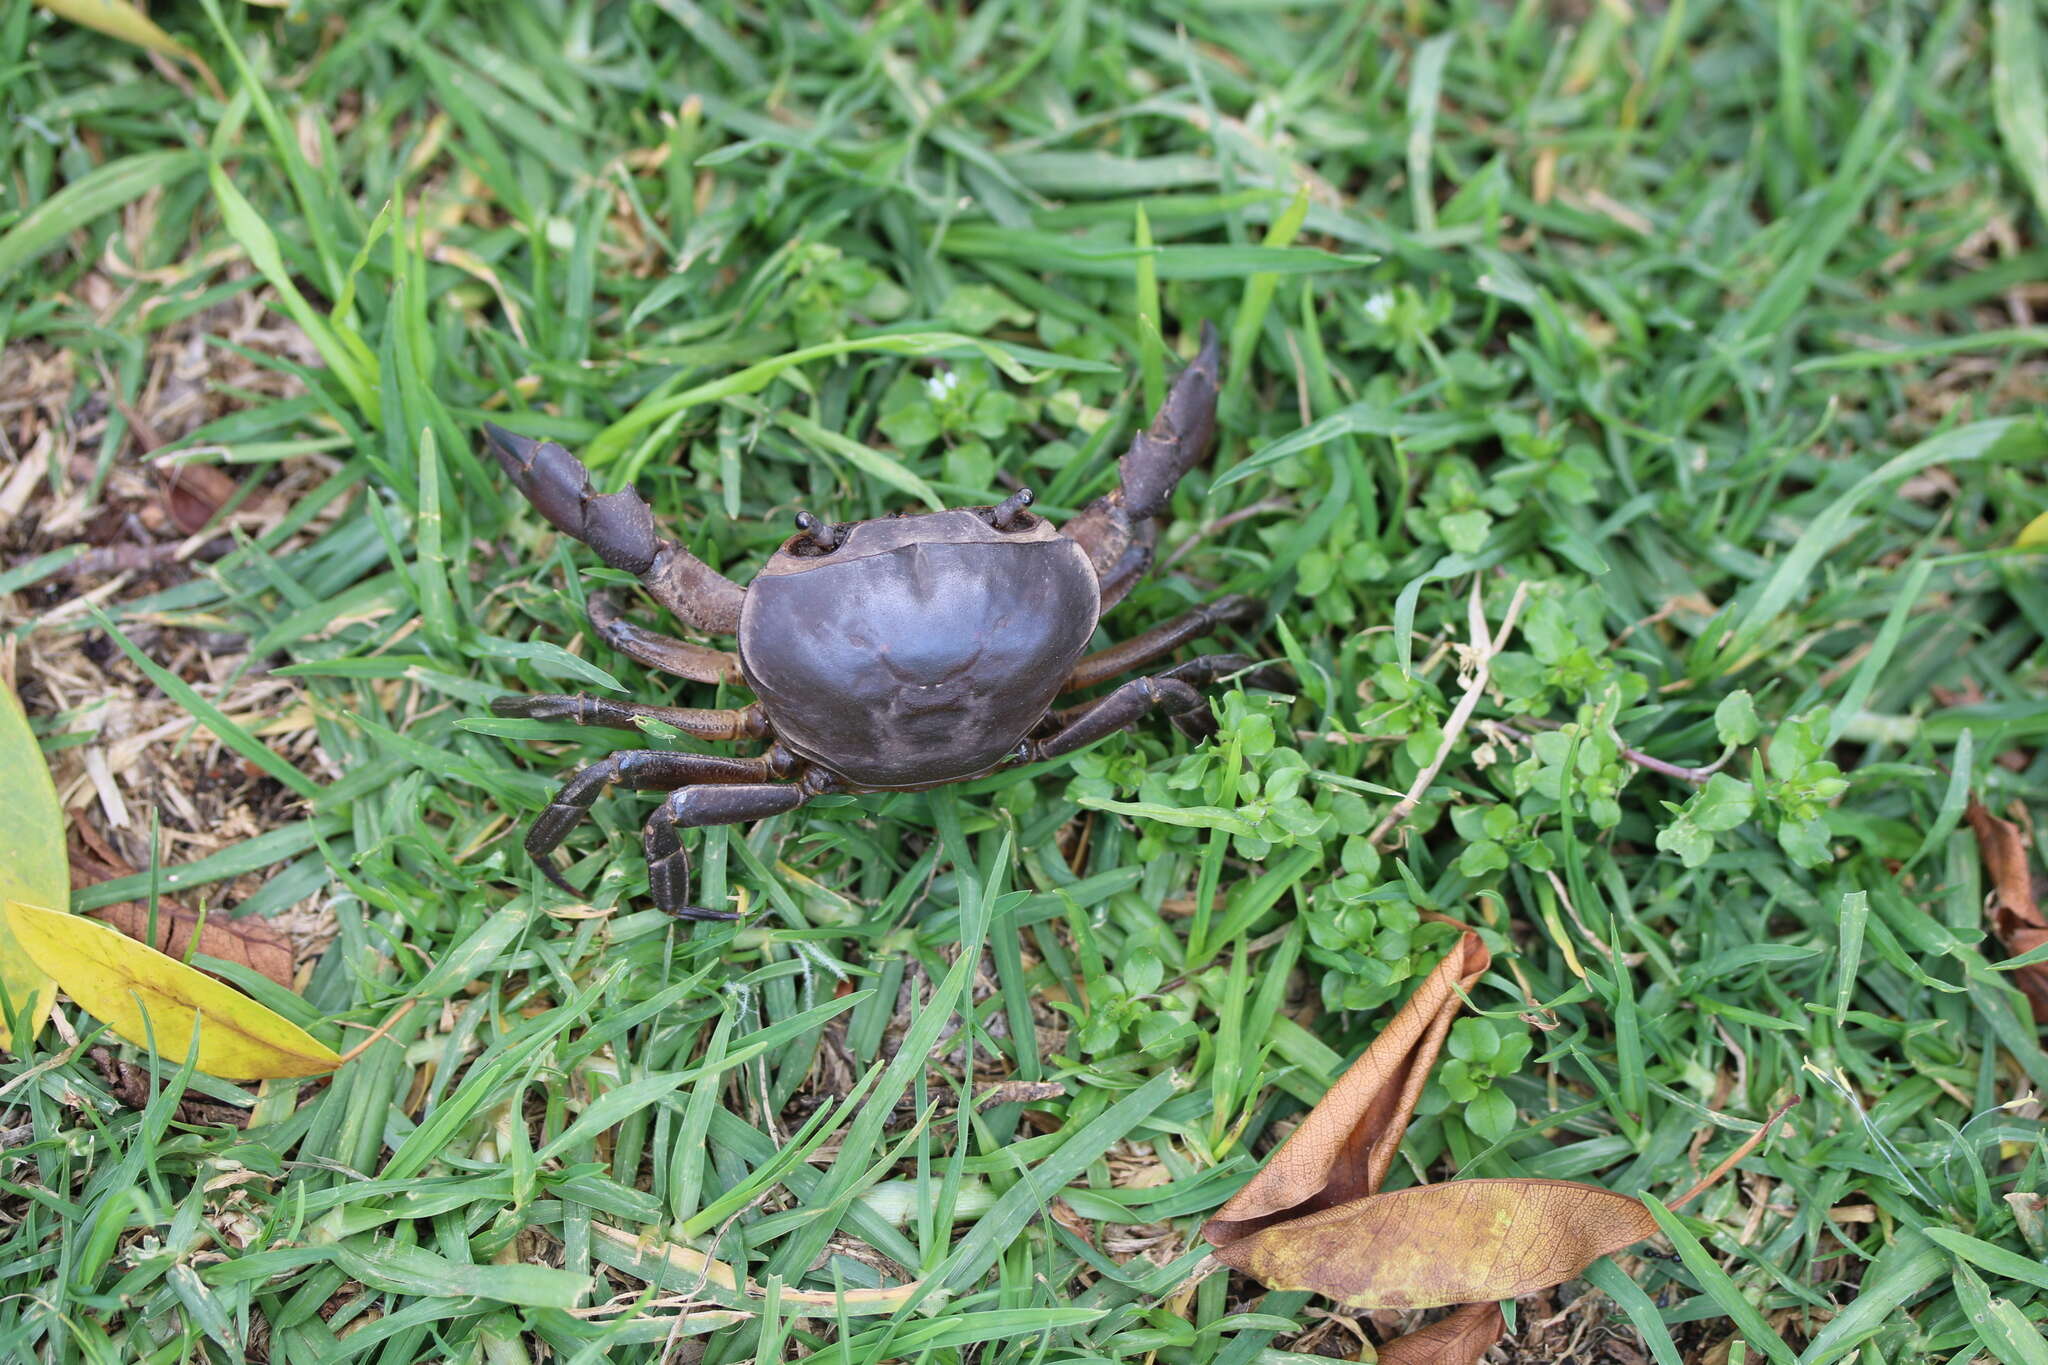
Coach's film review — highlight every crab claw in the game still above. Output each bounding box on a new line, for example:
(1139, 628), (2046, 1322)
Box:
(1058, 322), (1223, 583)
(482, 422), (661, 575)
(479, 422), (745, 633)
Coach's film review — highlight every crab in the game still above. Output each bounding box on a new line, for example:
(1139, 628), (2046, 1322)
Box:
(484, 323), (1287, 919)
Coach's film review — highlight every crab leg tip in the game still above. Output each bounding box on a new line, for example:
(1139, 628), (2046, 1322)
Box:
(665, 904), (743, 923)
(534, 860), (579, 897)
(480, 422), (532, 458)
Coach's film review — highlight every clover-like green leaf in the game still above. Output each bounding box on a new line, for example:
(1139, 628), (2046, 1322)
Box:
(1714, 690), (1760, 747)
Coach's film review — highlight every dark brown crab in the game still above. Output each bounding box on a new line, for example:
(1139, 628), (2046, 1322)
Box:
(485, 324), (1286, 918)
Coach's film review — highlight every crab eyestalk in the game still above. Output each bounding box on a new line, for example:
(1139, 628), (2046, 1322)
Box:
(992, 487), (1035, 528)
(794, 510), (838, 552)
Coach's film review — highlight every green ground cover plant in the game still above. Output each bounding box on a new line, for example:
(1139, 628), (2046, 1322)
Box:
(1, 0), (2046, 1360)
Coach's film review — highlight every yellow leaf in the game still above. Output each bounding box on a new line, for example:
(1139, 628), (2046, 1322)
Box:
(0, 679), (63, 1051)
(2019, 509), (2048, 549)
(3, 900), (341, 1080)
(38, 0), (199, 62)
(37, 0), (223, 98)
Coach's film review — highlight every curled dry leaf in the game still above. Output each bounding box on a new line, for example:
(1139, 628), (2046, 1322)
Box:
(1205, 930), (1493, 1240)
(1375, 1302), (1505, 1365)
(1965, 798), (2048, 1022)
(4, 900), (340, 1081)
(0, 677), (63, 1052)
(1203, 929), (1654, 1358)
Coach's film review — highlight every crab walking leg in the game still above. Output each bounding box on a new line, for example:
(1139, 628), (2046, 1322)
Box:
(1062, 594), (1260, 692)
(521, 750), (784, 899)
(1094, 530), (1156, 614)
(643, 780), (818, 920)
(491, 693), (767, 741)
(1155, 653), (1294, 695)
(481, 423), (746, 633)
(1063, 322), (1222, 580)
(1042, 655), (1292, 744)
(1153, 654), (1294, 739)
(1026, 674), (1211, 760)
(1049, 652), (1291, 721)
(586, 592), (744, 685)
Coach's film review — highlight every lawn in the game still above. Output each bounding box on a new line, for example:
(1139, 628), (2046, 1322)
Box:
(2, 0), (2047, 1361)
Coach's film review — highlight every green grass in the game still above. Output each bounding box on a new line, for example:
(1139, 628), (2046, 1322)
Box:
(2, 1), (2047, 1361)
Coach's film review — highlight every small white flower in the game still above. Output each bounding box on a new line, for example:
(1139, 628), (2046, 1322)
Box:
(925, 370), (960, 400)
(1362, 291), (1396, 325)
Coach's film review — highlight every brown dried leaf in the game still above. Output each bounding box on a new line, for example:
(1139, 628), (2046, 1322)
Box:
(1203, 929), (1654, 1353)
(70, 828), (294, 990)
(1966, 798), (2048, 1023)
(90, 902), (293, 991)
(975, 1079), (1068, 1110)
(1375, 1302), (1506, 1365)
(1208, 1178), (1656, 1310)
(1204, 930), (1491, 1242)
(158, 461), (241, 536)
(90, 1045), (251, 1126)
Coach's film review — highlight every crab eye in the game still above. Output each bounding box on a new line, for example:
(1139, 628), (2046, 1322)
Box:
(988, 487), (1035, 530)
(793, 510), (838, 554)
